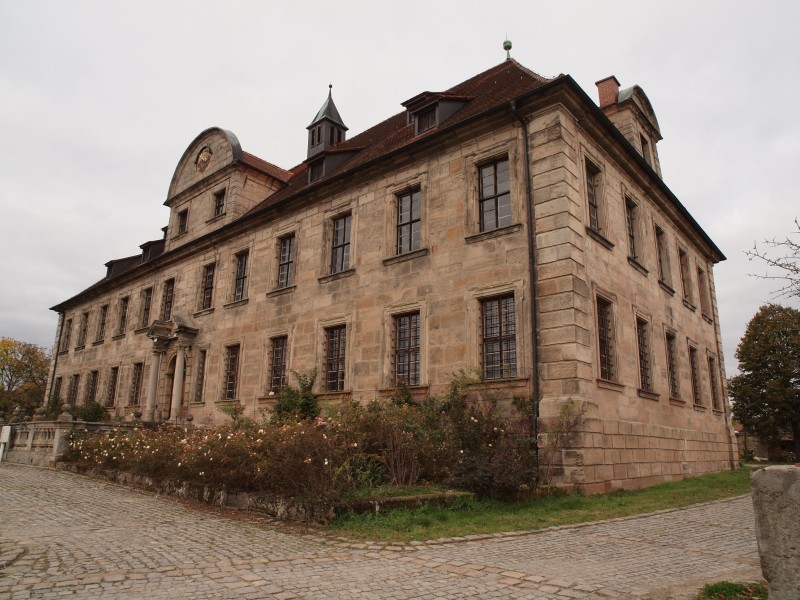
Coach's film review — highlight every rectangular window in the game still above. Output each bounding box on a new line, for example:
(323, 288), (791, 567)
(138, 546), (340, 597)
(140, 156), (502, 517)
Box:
(106, 367), (119, 407)
(330, 214), (351, 274)
(177, 209), (188, 235)
(596, 296), (616, 381)
(52, 377), (63, 402)
(396, 189), (421, 255)
(269, 336), (289, 391)
(309, 161), (323, 183)
(416, 107), (437, 133)
(394, 313), (421, 386)
(60, 318), (72, 352)
(67, 374), (80, 405)
(213, 190), (226, 218)
(689, 345), (701, 406)
(479, 158), (511, 232)
(129, 362), (143, 406)
(277, 235), (295, 288)
(665, 332), (679, 399)
(708, 356), (721, 411)
(697, 267), (711, 316)
(640, 134), (652, 166)
(194, 350), (207, 404)
(636, 318), (652, 392)
(625, 199), (638, 260)
(655, 226), (671, 285)
(77, 311), (89, 347)
(586, 160), (602, 232)
(233, 251), (249, 302)
(140, 288), (152, 329)
(223, 344), (240, 400)
(679, 248), (693, 303)
(96, 305), (108, 343)
(118, 297), (129, 335)
(325, 325), (347, 392)
(481, 295), (517, 380)
(85, 370), (99, 405)
(161, 279), (175, 320)
(201, 264), (215, 310)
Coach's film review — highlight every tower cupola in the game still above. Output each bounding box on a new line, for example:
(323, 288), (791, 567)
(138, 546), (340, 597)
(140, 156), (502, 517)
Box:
(307, 85), (348, 159)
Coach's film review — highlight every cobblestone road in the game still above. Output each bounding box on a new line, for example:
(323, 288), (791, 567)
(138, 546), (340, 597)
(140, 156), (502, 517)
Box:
(0, 464), (761, 599)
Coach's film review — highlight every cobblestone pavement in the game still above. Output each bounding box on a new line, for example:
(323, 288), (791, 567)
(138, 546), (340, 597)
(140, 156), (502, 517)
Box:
(0, 464), (761, 599)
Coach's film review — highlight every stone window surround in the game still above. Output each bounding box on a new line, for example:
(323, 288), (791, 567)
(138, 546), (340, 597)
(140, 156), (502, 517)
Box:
(258, 326), (295, 400)
(592, 284), (619, 386)
(463, 142), (522, 239)
(320, 202), (357, 279)
(663, 326), (681, 403)
(382, 300), (428, 390)
(383, 174), (428, 261)
(315, 314), (352, 395)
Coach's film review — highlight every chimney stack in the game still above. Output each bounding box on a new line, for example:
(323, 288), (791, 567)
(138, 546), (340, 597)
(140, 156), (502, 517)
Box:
(595, 76), (621, 109)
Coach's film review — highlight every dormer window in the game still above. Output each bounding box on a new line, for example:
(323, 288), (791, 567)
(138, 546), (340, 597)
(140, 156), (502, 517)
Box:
(416, 107), (437, 134)
(177, 209), (188, 235)
(640, 134), (652, 166)
(309, 160), (324, 183)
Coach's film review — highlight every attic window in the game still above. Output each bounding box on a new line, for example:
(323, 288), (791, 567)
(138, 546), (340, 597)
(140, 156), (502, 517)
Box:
(416, 107), (437, 134)
(640, 134), (652, 166)
(309, 160), (324, 183)
(177, 209), (188, 235)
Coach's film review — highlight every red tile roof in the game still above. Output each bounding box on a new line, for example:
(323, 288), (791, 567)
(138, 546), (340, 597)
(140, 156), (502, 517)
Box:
(240, 152), (292, 183)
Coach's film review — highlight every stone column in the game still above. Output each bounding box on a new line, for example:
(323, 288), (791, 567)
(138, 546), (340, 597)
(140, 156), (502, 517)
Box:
(143, 351), (162, 422)
(169, 346), (186, 422)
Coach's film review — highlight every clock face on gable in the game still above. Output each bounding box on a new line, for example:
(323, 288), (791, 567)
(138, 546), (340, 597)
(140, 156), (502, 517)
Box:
(196, 146), (212, 173)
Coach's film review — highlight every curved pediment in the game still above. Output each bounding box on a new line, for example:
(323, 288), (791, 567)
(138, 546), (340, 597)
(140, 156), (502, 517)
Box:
(167, 127), (243, 201)
(618, 86), (661, 136)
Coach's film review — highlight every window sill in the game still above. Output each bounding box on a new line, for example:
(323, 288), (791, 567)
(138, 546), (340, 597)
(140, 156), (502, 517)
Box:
(637, 389), (660, 401)
(205, 213), (226, 225)
(172, 231), (188, 241)
(224, 298), (249, 309)
(74, 345), (85, 352)
(465, 223), (522, 245)
(669, 397), (686, 407)
(596, 378), (624, 392)
(315, 390), (353, 403)
(319, 268), (356, 284)
(466, 376), (529, 391)
(627, 257), (649, 276)
(111, 333), (126, 341)
(702, 313), (713, 324)
(58, 350), (69, 356)
(134, 327), (149, 335)
(693, 404), (707, 413)
(267, 285), (297, 298)
(215, 399), (239, 405)
(383, 247), (430, 266)
(193, 308), (215, 317)
(378, 385), (430, 399)
(682, 298), (697, 311)
(586, 227), (614, 250)
(658, 280), (676, 296)
(189, 402), (206, 407)
(92, 340), (104, 347)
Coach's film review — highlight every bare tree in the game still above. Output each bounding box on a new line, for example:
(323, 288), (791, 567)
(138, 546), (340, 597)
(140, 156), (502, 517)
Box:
(747, 219), (800, 299)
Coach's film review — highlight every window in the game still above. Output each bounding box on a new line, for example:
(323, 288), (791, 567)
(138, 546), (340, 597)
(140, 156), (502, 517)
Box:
(655, 226), (671, 285)
(85, 370), (99, 405)
(201, 264), (215, 310)
(640, 134), (652, 166)
(95, 305), (108, 343)
(596, 296), (616, 381)
(479, 158), (511, 232)
(636, 318), (652, 392)
(177, 209), (188, 235)
(161, 279), (175, 320)
(52, 377), (63, 402)
(416, 107), (436, 133)
(129, 362), (143, 406)
(118, 297), (129, 335)
(309, 161), (323, 183)
(194, 350), (207, 404)
(223, 344), (240, 400)
(213, 190), (226, 218)
(689, 345), (701, 406)
(233, 251), (249, 302)
(665, 332), (679, 399)
(396, 189), (421, 255)
(625, 199), (639, 260)
(77, 311), (89, 347)
(106, 367), (119, 407)
(481, 295), (517, 380)
(585, 160), (603, 232)
(330, 214), (351, 274)
(60, 318), (72, 353)
(325, 325), (347, 392)
(679, 248), (693, 303)
(67, 374), (80, 405)
(697, 267), (711, 316)
(277, 235), (295, 288)
(708, 356), (721, 411)
(269, 336), (289, 391)
(139, 288), (152, 329)
(394, 313), (421, 386)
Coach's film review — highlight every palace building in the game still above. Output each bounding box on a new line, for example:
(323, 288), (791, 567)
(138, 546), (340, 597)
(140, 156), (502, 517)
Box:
(46, 54), (737, 490)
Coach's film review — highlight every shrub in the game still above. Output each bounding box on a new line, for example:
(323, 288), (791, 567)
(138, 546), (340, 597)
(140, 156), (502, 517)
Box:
(271, 370), (319, 424)
(73, 402), (108, 422)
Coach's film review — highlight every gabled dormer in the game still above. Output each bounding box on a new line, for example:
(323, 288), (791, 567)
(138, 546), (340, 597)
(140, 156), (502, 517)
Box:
(596, 76), (663, 178)
(401, 91), (472, 136)
(307, 85), (348, 159)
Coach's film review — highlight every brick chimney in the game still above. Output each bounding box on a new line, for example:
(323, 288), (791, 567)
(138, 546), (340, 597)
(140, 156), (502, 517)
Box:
(595, 76), (621, 109)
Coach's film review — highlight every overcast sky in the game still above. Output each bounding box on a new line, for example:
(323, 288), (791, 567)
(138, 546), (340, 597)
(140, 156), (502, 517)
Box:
(1, 0), (798, 376)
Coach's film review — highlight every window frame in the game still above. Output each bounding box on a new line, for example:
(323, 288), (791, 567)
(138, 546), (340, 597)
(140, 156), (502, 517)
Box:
(596, 295), (616, 382)
(60, 318), (72, 353)
(129, 362), (143, 406)
(635, 317), (652, 392)
(697, 266), (712, 317)
(140, 288), (153, 329)
(688, 344), (702, 406)
(222, 344), (241, 400)
(213, 189), (226, 218)
(678, 247), (694, 305)
(269, 336), (289, 392)
(625, 198), (639, 261)
(233, 250), (249, 302)
(330, 213), (352, 275)
(665, 331), (680, 400)
(396, 188), (422, 255)
(161, 279), (175, 321)
(67, 373), (80, 405)
(654, 225), (671, 287)
(393, 312), (421, 386)
(85, 370), (99, 405)
(324, 325), (347, 392)
(106, 366), (119, 407)
(707, 354), (721, 411)
(277, 235), (296, 289)
(117, 296), (129, 336)
(52, 377), (63, 403)
(177, 209), (188, 236)
(95, 305), (108, 343)
(585, 159), (604, 233)
(77, 311), (89, 348)
(200, 263), (215, 310)
(194, 349), (207, 404)
(480, 294), (518, 380)
(478, 157), (512, 233)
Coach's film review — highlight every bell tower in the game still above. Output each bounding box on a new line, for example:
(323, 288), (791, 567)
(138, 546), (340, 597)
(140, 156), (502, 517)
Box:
(307, 85), (348, 159)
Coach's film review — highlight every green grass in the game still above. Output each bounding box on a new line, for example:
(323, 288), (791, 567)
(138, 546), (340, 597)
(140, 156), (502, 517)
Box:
(329, 467), (752, 542)
(695, 581), (767, 599)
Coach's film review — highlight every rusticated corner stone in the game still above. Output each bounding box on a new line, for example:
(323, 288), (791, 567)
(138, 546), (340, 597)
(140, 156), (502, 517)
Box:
(751, 465), (800, 600)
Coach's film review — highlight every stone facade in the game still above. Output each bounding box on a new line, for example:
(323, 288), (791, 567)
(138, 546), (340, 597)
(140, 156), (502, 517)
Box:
(46, 59), (737, 489)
